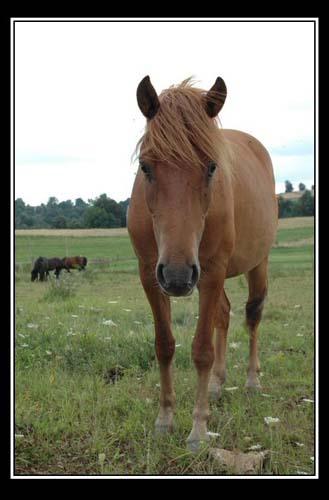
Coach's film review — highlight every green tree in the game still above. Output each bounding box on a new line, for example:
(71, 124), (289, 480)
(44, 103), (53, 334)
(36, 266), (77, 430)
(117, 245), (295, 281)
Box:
(278, 196), (295, 218)
(299, 182), (306, 192)
(285, 180), (294, 193)
(53, 215), (68, 228)
(297, 190), (314, 216)
(84, 206), (111, 228)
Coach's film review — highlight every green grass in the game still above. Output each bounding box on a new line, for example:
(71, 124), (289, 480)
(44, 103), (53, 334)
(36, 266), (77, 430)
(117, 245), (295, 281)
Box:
(14, 218), (315, 476)
(275, 226), (314, 245)
(15, 235), (135, 263)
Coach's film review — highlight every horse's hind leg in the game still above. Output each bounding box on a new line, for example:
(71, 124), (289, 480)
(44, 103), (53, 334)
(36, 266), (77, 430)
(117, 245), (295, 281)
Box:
(245, 257), (268, 390)
(208, 289), (230, 400)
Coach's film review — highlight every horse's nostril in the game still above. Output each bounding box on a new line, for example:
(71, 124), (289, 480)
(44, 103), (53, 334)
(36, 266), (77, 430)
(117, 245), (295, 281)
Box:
(157, 263), (166, 287)
(190, 264), (199, 286)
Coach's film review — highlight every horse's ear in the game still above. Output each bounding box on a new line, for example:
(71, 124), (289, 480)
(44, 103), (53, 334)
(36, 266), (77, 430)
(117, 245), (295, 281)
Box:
(204, 77), (227, 118)
(137, 76), (160, 119)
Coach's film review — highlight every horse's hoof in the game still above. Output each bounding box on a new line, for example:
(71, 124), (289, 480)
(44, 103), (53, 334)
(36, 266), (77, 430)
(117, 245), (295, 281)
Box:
(154, 423), (173, 435)
(245, 380), (262, 392)
(186, 438), (209, 454)
(208, 386), (222, 401)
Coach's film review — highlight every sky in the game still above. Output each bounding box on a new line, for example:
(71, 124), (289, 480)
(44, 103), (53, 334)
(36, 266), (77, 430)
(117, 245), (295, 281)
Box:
(14, 19), (316, 206)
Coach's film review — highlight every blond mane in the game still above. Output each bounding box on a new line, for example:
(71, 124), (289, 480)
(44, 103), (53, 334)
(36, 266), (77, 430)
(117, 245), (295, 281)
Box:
(136, 78), (232, 174)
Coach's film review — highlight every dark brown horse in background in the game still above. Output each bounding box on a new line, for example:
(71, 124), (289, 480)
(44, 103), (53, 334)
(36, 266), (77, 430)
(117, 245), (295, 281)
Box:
(31, 257), (66, 281)
(128, 76), (278, 451)
(62, 256), (88, 272)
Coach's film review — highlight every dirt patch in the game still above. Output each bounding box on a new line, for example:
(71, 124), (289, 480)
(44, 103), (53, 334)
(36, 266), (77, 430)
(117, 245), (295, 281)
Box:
(209, 448), (270, 474)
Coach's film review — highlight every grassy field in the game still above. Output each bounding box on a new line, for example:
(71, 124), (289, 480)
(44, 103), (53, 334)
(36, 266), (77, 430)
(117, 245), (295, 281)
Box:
(14, 217), (315, 476)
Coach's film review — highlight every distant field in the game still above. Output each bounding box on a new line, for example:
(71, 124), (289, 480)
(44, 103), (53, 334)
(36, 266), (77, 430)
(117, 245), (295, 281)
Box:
(276, 217), (315, 229)
(15, 228), (129, 237)
(15, 217), (314, 264)
(14, 216), (315, 476)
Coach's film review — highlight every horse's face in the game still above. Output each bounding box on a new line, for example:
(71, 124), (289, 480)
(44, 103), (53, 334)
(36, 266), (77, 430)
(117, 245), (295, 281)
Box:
(139, 159), (218, 296)
(137, 76), (227, 297)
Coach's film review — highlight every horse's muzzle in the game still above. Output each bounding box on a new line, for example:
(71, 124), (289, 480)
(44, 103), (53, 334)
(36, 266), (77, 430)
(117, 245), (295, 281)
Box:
(156, 262), (200, 297)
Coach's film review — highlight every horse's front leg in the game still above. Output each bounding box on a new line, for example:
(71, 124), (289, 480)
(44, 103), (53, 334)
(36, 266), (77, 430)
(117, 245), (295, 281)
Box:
(139, 263), (176, 434)
(187, 270), (225, 452)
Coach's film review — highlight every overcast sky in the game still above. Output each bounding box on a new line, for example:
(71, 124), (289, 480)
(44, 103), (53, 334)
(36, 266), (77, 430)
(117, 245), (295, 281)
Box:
(14, 19), (315, 206)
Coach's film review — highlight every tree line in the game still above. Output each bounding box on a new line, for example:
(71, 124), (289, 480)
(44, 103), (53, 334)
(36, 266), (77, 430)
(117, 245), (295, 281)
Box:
(15, 194), (130, 229)
(15, 181), (315, 229)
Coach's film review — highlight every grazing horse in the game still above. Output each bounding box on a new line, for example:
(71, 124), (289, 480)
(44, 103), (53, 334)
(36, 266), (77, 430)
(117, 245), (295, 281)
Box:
(31, 257), (66, 281)
(62, 256), (87, 272)
(127, 76), (278, 451)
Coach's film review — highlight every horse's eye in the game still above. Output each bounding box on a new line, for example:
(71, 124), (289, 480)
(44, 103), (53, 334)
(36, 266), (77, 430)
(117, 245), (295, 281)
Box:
(207, 161), (217, 178)
(140, 162), (154, 181)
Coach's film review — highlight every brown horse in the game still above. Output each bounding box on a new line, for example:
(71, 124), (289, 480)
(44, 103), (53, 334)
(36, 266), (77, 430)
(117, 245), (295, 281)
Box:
(31, 257), (66, 281)
(62, 256), (87, 272)
(127, 76), (278, 451)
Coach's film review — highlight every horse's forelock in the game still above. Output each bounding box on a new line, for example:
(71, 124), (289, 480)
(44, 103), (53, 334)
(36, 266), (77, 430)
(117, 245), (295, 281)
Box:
(136, 79), (230, 174)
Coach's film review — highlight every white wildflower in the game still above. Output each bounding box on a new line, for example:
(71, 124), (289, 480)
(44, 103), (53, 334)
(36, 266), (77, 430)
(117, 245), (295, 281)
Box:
(27, 323), (38, 329)
(225, 387), (239, 392)
(248, 444), (262, 451)
(229, 342), (240, 350)
(102, 319), (117, 327)
(207, 431), (220, 438)
(302, 398), (314, 403)
(264, 416), (280, 425)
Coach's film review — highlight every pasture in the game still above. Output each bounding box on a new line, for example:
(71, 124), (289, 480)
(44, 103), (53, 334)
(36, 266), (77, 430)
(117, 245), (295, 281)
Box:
(14, 217), (315, 476)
